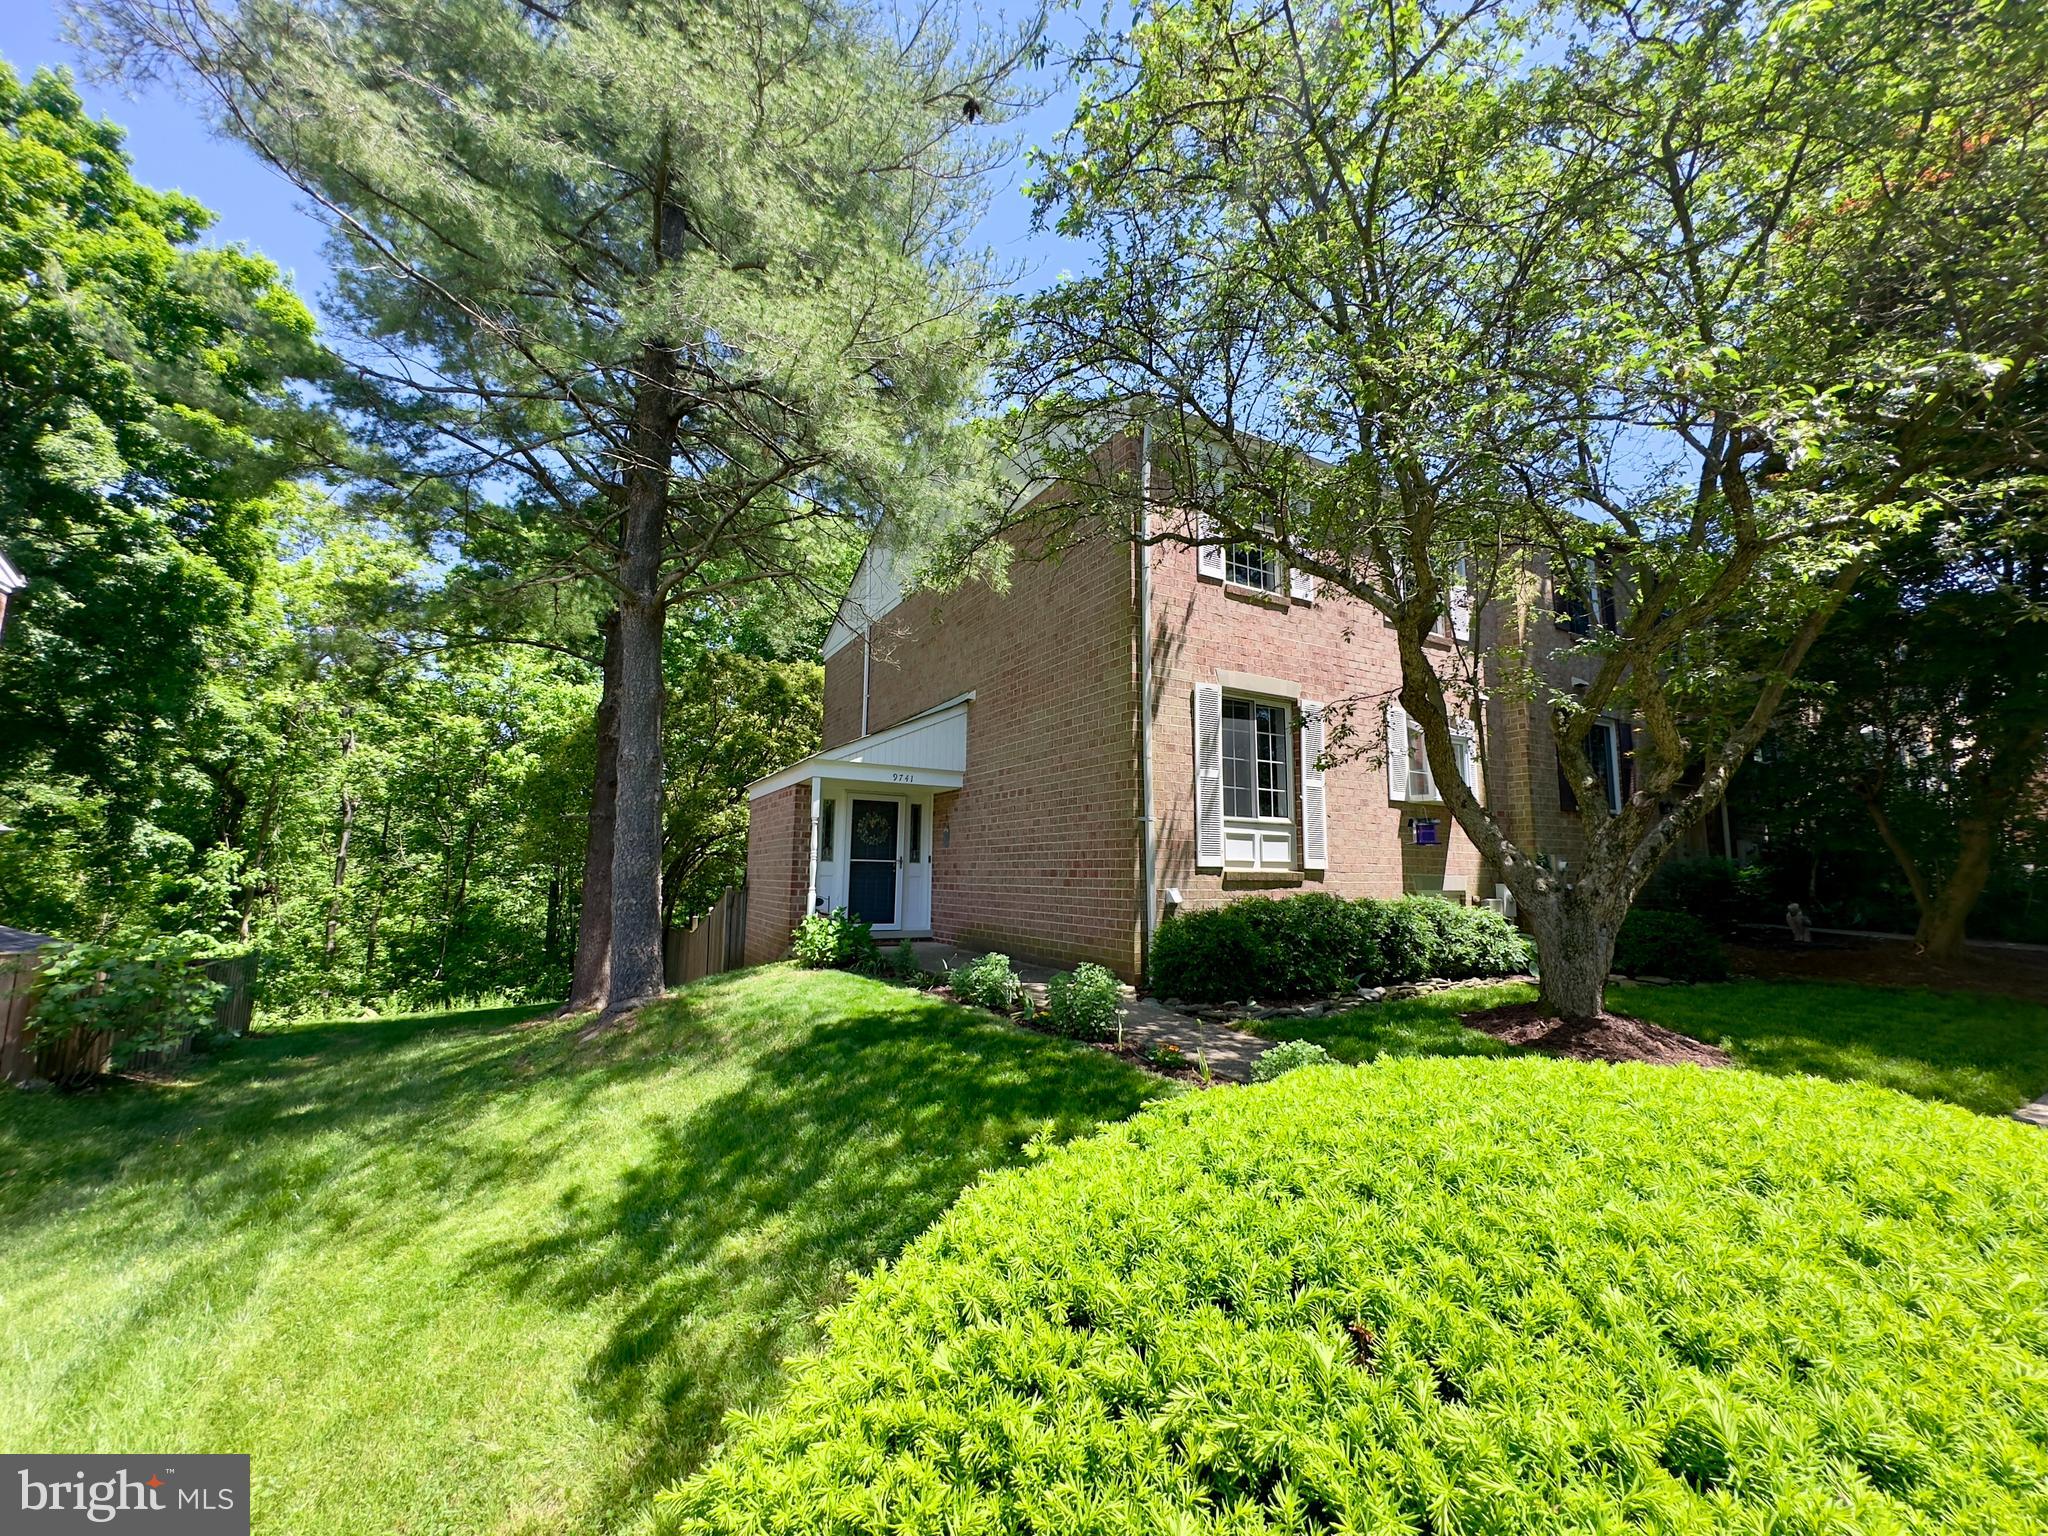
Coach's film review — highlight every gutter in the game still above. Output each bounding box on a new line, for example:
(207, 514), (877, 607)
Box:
(1136, 415), (1159, 977)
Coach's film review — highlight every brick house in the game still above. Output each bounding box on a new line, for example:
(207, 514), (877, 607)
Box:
(743, 433), (1643, 979)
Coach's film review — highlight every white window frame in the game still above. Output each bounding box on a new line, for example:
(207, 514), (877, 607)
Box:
(1387, 702), (1480, 804)
(1588, 718), (1624, 815)
(1223, 541), (1283, 594)
(1220, 693), (1296, 871)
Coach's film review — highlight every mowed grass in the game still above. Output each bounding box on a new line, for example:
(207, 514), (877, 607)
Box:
(1249, 978), (2048, 1115)
(0, 965), (1168, 1536)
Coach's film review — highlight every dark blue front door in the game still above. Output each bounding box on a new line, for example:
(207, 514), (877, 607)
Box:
(846, 798), (899, 926)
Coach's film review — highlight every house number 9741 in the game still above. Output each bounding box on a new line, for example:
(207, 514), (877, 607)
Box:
(890, 773), (916, 782)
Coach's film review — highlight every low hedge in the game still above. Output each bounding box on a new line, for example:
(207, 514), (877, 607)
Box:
(1149, 893), (1528, 1001)
(656, 1059), (2048, 1533)
(1614, 908), (1729, 982)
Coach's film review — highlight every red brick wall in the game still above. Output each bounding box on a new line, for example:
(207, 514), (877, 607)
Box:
(1149, 540), (1487, 917)
(820, 498), (1145, 975)
(742, 782), (811, 964)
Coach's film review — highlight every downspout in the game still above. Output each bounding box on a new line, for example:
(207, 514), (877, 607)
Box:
(860, 626), (871, 737)
(1137, 416), (1159, 978)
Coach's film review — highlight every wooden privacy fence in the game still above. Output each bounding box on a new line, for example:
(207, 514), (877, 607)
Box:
(663, 883), (748, 986)
(0, 940), (257, 1086)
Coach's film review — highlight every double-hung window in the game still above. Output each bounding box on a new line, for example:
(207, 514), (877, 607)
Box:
(1220, 696), (1295, 870)
(1559, 719), (1628, 814)
(1224, 542), (1283, 593)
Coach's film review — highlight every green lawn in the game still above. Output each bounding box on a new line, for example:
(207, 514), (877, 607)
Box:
(1250, 978), (2048, 1116)
(0, 966), (1167, 1536)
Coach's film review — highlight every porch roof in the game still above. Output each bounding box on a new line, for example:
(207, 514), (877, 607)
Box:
(747, 692), (972, 800)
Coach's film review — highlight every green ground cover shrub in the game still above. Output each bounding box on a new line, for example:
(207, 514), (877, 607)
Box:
(657, 1058), (2048, 1534)
(1248, 1037), (1334, 1081)
(1149, 894), (1526, 1001)
(1615, 908), (1730, 981)
(1047, 963), (1121, 1041)
(1638, 856), (1773, 935)
(789, 910), (880, 972)
(949, 951), (1022, 1012)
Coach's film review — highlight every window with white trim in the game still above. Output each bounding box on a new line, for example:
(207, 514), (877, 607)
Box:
(1225, 542), (1283, 592)
(1220, 695), (1295, 870)
(1403, 714), (1436, 801)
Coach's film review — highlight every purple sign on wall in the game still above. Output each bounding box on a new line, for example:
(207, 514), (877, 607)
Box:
(1412, 819), (1439, 846)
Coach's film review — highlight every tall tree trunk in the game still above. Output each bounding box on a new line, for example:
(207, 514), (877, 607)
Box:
(566, 609), (621, 1011)
(1916, 815), (1996, 961)
(606, 585), (667, 1017)
(362, 803), (393, 993)
(321, 729), (359, 967)
(1527, 889), (1624, 1023)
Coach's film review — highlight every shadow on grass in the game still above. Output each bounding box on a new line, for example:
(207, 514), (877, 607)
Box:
(459, 983), (1167, 1513)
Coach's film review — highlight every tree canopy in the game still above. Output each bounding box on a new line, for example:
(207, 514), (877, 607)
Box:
(1003, 0), (2048, 1017)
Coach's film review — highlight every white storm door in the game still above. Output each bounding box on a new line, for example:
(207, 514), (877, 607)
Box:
(901, 797), (932, 933)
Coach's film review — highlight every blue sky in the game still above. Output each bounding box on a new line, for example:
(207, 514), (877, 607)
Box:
(0, 1), (1091, 327)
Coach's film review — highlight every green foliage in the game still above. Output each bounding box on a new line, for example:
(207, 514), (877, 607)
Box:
(1638, 857), (1771, 936)
(29, 935), (226, 1071)
(1046, 963), (1121, 1042)
(790, 910), (880, 973)
(0, 967), (1166, 1534)
(1356, 899), (1435, 986)
(949, 951), (1021, 1013)
(0, 61), (336, 941)
(1149, 895), (1527, 1002)
(1614, 910), (1729, 983)
(1146, 903), (1268, 1001)
(661, 646), (821, 932)
(860, 942), (928, 987)
(656, 1058), (2048, 1533)
(1249, 1037), (1334, 1082)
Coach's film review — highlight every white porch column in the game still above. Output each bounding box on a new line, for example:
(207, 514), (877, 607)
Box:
(806, 775), (824, 917)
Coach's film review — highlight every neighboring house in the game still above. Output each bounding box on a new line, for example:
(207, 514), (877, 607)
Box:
(744, 432), (1662, 978)
(0, 547), (23, 643)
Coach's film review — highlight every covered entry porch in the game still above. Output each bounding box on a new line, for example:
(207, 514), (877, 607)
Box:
(744, 695), (968, 944)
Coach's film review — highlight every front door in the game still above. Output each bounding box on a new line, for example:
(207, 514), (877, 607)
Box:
(846, 798), (901, 928)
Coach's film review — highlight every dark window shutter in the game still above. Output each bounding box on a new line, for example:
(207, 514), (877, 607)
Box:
(1557, 749), (1578, 812)
(1616, 720), (1636, 801)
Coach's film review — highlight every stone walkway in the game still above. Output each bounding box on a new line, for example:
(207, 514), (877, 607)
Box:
(2014, 1092), (2048, 1129)
(907, 941), (1275, 1083)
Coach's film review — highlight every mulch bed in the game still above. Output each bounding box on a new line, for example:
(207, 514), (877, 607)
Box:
(1728, 936), (2048, 1005)
(1459, 1002), (1731, 1069)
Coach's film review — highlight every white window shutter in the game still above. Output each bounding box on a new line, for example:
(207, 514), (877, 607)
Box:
(1300, 701), (1327, 872)
(1385, 702), (1410, 802)
(1193, 683), (1225, 869)
(1289, 564), (1315, 603)
(1452, 719), (1480, 795)
(1196, 514), (1225, 581)
(1448, 582), (1473, 642)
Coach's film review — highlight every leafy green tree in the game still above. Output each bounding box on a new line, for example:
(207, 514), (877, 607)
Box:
(85, 0), (1024, 1018)
(1749, 496), (2048, 956)
(0, 60), (335, 937)
(1006, 0), (2048, 1019)
(660, 645), (822, 939)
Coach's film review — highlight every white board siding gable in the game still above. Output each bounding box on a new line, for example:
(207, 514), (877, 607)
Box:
(1300, 702), (1327, 872)
(1385, 701), (1411, 801)
(1193, 683), (1225, 869)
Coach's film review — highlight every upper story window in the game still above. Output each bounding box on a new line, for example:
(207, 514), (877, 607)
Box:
(1556, 556), (1619, 635)
(1223, 697), (1292, 820)
(1559, 717), (1631, 814)
(1225, 542), (1282, 593)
